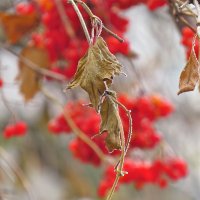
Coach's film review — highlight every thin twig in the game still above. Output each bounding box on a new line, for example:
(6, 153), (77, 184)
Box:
(168, 0), (196, 32)
(68, 0), (91, 44)
(0, 90), (17, 122)
(106, 94), (126, 200)
(176, 0), (197, 16)
(55, 0), (76, 38)
(0, 45), (66, 81)
(0, 62), (17, 122)
(194, 0), (200, 38)
(41, 86), (108, 163)
(179, 16), (196, 32)
(99, 83), (127, 200)
(102, 25), (124, 43)
(0, 147), (36, 200)
(110, 96), (132, 170)
(75, 0), (124, 42)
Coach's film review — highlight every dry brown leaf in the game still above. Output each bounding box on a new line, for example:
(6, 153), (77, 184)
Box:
(0, 12), (39, 44)
(66, 37), (122, 111)
(178, 46), (199, 95)
(17, 46), (49, 101)
(99, 91), (121, 152)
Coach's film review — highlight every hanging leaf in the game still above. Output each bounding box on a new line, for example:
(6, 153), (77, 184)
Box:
(0, 12), (39, 44)
(17, 46), (49, 101)
(99, 91), (121, 153)
(178, 45), (199, 95)
(66, 37), (122, 111)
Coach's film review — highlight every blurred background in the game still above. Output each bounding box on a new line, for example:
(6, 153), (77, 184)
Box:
(0, 0), (199, 200)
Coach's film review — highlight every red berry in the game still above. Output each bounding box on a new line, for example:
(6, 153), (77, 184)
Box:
(16, 3), (36, 15)
(48, 120), (62, 134)
(3, 125), (16, 139)
(15, 121), (27, 136)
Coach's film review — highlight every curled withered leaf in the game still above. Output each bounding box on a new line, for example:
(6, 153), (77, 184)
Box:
(17, 46), (49, 101)
(178, 45), (199, 95)
(0, 12), (39, 44)
(66, 37), (122, 111)
(99, 90), (121, 153)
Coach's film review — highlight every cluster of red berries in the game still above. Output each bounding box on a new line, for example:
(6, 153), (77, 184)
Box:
(15, 0), (130, 80)
(48, 101), (106, 165)
(3, 121), (28, 139)
(98, 158), (188, 197)
(16, 2), (36, 15)
(15, 0), (168, 80)
(181, 27), (197, 58)
(48, 94), (174, 165)
(118, 94), (174, 149)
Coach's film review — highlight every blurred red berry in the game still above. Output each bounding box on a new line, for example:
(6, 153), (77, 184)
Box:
(0, 79), (3, 88)
(16, 2), (36, 15)
(3, 125), (16, 139)
(15, 121), (27, 136)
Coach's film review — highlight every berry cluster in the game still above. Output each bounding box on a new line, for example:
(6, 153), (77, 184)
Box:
(98, 158), (188, 197)
(181, 27), (198, 58)
(48, 101), (106, 165)
(16, 2), (36, 15)
(3, 121), (27, 139)
(48, 94), (174, 165)
(15, 0), (168, 80)
(28, 0), (130, 79)
(118, 94), (174, 149)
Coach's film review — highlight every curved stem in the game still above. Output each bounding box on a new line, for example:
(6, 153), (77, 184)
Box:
(106, 96), (126, 200)
(68, 0), (91, 44)
(76, 0), (124, 42)
(111, 97), (133, 170)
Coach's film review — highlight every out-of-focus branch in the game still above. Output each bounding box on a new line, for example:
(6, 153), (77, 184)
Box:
(41, 86), (110, 164)
(55, 0), (76, 39)
(0, 44), (66, 81)
(0, 147), (36, 200)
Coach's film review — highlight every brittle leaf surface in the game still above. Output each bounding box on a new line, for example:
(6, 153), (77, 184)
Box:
(99, 91), (121, 152)
(67, 37), (122, 111)
(178, 43), (199, 95)
(17, 46), (49, 101)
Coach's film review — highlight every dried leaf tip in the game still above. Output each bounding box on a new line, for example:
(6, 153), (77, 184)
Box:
(66, 36), (122, 111)
(99, 90), (122, 153)
(178, 42), (199, 95)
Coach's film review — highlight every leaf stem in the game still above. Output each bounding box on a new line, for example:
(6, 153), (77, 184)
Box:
(68, 0), (91, 44)
(106, 95), (126, 200)
(111, 97), (133, 169)
(75, 0), (124, 42)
